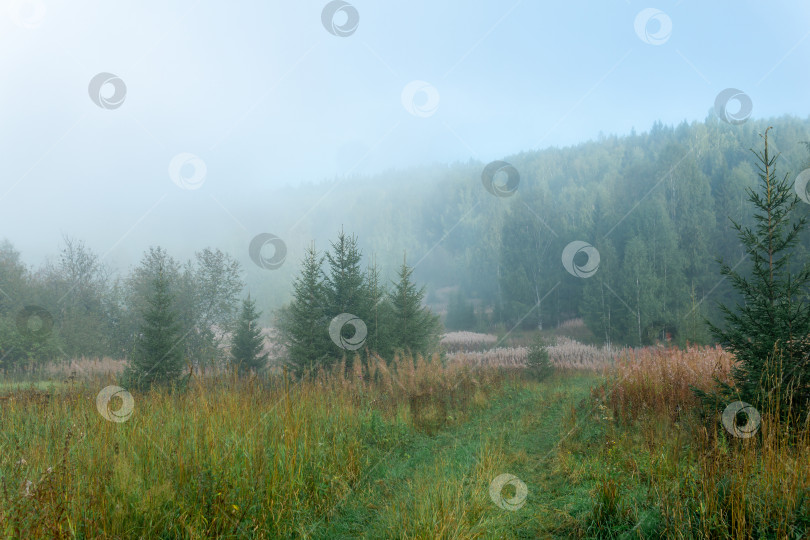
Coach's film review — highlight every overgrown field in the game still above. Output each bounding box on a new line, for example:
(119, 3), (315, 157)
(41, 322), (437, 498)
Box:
(0, 344), (808, 538)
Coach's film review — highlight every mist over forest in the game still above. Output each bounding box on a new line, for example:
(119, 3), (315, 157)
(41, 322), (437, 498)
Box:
(3, 2), (810, 538)
(4, 114), (810, 349)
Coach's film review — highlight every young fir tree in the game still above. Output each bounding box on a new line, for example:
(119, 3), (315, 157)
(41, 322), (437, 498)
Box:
(126, 268), (185, 390)
(324, 230), (368, 316)
(323, 230), (371, 362)
(389, 254), (441, 357)
(230, 294), (268, 375)
(282, 243), (331, 377)
(702, 128), (810, 414)
(526, 334), (552, 381)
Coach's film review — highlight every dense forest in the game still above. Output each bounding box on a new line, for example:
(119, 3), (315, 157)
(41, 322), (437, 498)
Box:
(2, 115), (810, 368)
(279, 114), (810, 346)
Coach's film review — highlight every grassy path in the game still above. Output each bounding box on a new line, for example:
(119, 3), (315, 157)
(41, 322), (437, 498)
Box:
(315, 373), (603, 539)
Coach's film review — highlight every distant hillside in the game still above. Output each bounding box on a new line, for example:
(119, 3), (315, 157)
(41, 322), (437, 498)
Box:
(241, 114), (810, 346)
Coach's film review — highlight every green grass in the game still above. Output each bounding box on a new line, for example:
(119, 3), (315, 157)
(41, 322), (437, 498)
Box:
(15, 355), (800, 539)
(0, 380), (64, 392)
(317, 372), (604, 538)
(0, 362), (611, 539)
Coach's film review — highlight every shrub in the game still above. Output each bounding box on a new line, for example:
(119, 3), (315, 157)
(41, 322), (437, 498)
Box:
(229, 295), (268, 375)
(526, 335), (552, 380)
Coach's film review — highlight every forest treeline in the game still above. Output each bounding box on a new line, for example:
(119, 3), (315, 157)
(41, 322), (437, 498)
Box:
(2, 114), (810, 370)
(0, 241), (244, 370)
(293, 114), (810, 346)
(0, 229), (440, 376)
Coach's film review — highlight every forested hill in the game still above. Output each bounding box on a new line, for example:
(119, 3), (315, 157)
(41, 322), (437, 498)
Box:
(4, 115), (809, 349)
(242, 114), (810, 346)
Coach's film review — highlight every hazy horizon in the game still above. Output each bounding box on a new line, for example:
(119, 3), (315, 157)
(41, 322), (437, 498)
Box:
(2, 1), (810, 269)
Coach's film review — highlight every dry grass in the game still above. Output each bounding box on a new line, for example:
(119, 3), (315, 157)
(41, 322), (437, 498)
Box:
(608, 344), (735, 423)
(446, 347), (527, 368)
(556, 317), (585, 330)
(589, 344), (810, 538)
(440, 331), (498, 352)
(42, 357), (127, 379)
(0, 353), (509, 538)
(446, 337), (617, 371)
(548, 337), (617, 370)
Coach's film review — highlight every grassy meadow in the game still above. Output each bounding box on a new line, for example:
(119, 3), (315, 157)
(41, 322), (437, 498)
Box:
(1, 329), (808, 538)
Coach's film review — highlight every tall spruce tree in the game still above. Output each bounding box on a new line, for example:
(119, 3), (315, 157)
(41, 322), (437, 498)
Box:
(704, 128), (810, 414)
(324, 230), (371, 361)
(324, 230), (368, 316)
(230, 294), (268, 374)
(389, 255), (441, 356)
(281, 243), (331, 377)
(125, 266), (185, 390)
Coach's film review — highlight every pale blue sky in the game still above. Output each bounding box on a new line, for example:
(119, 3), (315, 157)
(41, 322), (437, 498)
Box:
(1, 0), (809, 266)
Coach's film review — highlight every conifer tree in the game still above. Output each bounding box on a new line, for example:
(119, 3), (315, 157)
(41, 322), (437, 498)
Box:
(125, 266), (185, 390)
(704, 128), (810, 414)
(389, 254), (441, 356)
(281, 243), (331, 377)
(230, 294), (268, 374)
(324, 229), (368, 317)
(323, 230), (371, 362)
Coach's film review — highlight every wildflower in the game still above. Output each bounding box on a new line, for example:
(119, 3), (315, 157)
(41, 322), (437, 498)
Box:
(21, 480), (33, 498)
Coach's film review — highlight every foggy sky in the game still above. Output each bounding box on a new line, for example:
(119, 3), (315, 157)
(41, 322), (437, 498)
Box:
(2, 0), (809, 268)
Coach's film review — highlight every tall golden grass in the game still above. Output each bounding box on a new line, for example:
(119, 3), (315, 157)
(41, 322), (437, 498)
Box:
(597, 344), (810, 538)
(608, 344), (735, 422)
(446, 337), (617, 371)
(0, 353), (507, 538)
(440, 331), (498, 352)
